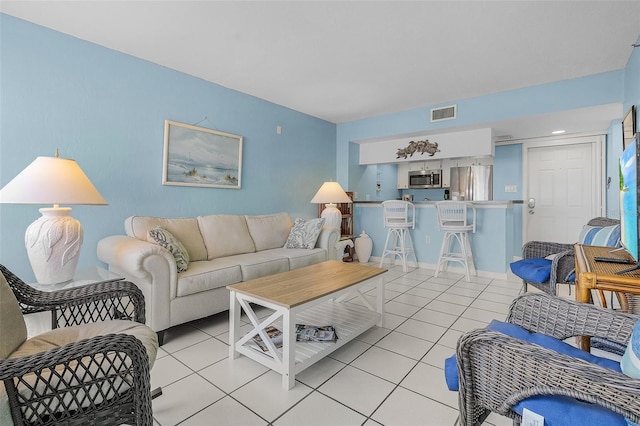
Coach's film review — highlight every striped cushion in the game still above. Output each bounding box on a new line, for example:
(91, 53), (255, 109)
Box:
(578, 224), (621, 247)
(621, 319), (640, 426)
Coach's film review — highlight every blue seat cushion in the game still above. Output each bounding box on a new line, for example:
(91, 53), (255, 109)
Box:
(444, 320), (626, 426)
(510, 258), (552, 283)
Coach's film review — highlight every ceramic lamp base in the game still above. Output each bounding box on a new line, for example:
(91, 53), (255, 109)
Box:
(320, 203), (342, 230)
(25, 207), (83, 284)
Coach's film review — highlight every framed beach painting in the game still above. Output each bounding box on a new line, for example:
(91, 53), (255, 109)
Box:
(162, 120), (243, 189)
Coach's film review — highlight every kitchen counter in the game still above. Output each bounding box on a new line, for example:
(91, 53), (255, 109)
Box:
(352, 200), (523, 277)
(355, 200), (523, 206)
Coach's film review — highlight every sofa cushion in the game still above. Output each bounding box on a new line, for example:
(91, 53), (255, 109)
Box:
(269, 247), (328, 270)
(176, 259), (243, 297)
(228, 251), (290, 281)
(285, 218), (325, 249)
(125, 216), (208, 261)
(246, 213), (292, 251)
(148, 226), (190, 272)
(198, 214), (256, 259)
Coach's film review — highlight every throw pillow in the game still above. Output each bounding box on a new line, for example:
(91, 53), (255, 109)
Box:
(509, 258), (552, 283)
(578, 224), (621, 247)
(621, 319), (640, 378)
(622, 319), (640, 426)
(285, 218), (325, 249)
(148, 226), (190, 272)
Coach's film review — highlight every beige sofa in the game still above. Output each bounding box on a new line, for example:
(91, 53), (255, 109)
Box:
(97, 213), (339, 344)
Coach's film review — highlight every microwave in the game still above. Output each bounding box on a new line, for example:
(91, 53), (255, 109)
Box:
(408, 169), (442, 188)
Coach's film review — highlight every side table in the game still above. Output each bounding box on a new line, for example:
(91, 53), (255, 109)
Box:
(574, 243), (640, 351)
(25, 266), (124, 337)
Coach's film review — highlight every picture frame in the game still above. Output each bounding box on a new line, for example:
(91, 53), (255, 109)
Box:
(622, 105), (636, 150)
(162, 120), (243, 189)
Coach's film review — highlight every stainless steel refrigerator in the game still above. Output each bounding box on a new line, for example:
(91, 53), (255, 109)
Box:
(449, 165), (493, 201)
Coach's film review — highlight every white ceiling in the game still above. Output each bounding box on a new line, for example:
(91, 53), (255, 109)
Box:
(2, 1), (639, 139)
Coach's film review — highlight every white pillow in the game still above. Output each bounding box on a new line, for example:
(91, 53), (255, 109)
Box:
(148, 226), (190, 272)
(284, 218), (325, 249)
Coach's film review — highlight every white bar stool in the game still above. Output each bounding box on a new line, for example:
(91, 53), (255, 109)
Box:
(435, 201), (476, 281)
(379, 200), (416, 272)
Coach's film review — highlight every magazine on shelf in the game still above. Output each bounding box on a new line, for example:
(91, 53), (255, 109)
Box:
(251, 326), (283, 352)
(295, 324), (338, 342)
(250, 324), (339, 353)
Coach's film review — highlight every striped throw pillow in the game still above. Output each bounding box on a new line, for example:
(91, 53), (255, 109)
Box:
(148, 226), (190, 272)
(621, 319), (640, 426)
(578, 224), (621, 247)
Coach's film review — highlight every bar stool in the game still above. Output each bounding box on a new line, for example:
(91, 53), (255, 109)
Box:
(435, 201), (476, 281)
(379, 200), (416, 272)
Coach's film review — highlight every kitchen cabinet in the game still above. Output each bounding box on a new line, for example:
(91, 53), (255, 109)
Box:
(397, 163), (409, 189)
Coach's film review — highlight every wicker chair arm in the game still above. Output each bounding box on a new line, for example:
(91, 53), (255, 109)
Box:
(1, 264), (145, 325)
(0, 334), (152, 426)
(522, 241), (574, 260)
(457, 329), (640, 426)
(506, 293), (637, 348)
(549, 249), (575, 285)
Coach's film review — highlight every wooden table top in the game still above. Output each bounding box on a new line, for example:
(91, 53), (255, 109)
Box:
(579, 244), (640, 277)
(227, 260), (387, 308)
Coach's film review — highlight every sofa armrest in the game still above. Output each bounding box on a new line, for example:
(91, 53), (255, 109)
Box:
(97, 236), (175, 279)
(316, 226), (340, 260)
(97, 235), (177, 333)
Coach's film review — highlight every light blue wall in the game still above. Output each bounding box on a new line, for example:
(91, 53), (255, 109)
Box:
(607, 36), (640, 219)
(624, 36), (640, 112)
(0, 15), (336, 280)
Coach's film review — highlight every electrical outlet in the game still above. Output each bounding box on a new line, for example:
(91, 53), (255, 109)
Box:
(425, 235), (430, 244)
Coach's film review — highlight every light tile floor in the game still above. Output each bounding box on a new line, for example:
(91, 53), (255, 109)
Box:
(149, 264), (530, 426)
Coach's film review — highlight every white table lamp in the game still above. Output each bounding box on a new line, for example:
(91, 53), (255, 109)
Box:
(311, 181), (352, 230)
(0, 154), (107, 284)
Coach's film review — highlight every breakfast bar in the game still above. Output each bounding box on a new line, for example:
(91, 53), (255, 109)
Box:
(353, 200), (522, 277)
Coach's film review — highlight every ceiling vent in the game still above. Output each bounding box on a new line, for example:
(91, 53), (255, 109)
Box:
(430, 105), (457, 122)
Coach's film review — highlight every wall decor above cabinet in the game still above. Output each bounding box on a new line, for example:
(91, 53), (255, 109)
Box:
(358, 128), (494, 165)
(396, 139), (440, 159)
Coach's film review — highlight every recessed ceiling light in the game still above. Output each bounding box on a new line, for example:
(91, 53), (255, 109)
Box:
(552, 130), (566, 135)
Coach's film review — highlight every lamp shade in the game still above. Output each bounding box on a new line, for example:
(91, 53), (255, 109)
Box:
(310, 182), (352, 204)
(0, 156), (106, 284)
(0, 156), (107, 205)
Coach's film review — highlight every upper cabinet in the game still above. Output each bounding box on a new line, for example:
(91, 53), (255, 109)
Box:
(358, 128), (495, 165)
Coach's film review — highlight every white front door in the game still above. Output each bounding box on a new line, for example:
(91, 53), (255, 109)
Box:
(524, 135), (604, 244)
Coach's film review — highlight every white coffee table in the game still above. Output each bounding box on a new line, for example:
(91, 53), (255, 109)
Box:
(228, 260), (387, 389)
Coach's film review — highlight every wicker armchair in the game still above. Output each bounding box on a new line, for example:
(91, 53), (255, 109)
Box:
(456, 293), (640, 426)
(0, 264), (158, 426)
(521, 217), (620, 295)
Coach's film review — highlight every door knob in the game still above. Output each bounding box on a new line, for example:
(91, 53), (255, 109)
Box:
(527, 198), (535, 208)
